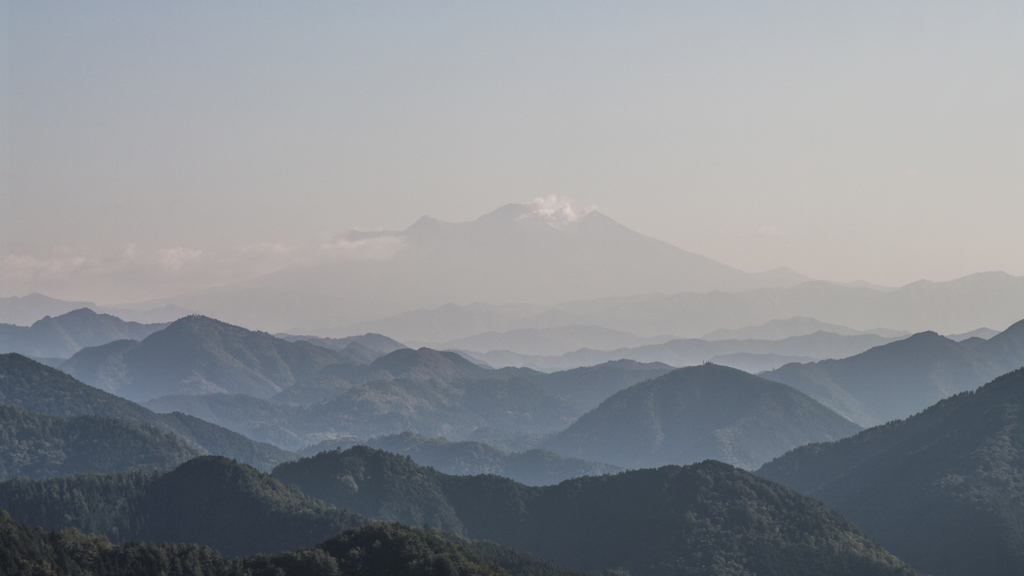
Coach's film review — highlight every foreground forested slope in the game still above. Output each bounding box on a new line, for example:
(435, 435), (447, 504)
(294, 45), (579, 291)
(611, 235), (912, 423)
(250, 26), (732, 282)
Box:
(273, 446), (915, 576)
(0, 354), (294, 471)
(758, 368), (1024, 576)
(0, 510), (505, 576)
(0, 405), (200, 479)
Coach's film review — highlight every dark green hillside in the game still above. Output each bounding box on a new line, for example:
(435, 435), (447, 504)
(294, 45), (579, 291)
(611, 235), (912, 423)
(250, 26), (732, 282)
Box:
(274, 446), (915, 576)
(0, 509), (505, 576)
(276, 448), (465, 535)
(0, 461), (577, 576)
(0, 405), (199, 479)
(543, 364), (860, 470)
(0, 308), (166, 359)
(763, 319), (1024, 426)
(0, 456), (366, 558)
(0, 354), (295, 470)
(757, 368), (1024, 576)
(61, 315), (351, 402)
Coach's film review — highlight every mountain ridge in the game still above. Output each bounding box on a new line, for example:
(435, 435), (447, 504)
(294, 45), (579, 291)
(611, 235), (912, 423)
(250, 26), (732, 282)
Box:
(542, 364), (861, 469)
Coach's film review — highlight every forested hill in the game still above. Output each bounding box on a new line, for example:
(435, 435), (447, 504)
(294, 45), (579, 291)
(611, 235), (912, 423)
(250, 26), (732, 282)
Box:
(756, 368), (1024, 576)
(272, 446), (916, 576)
(0, 457), (588, 576)
(0, 509), (506, 576)
(762, 318), (1024, 426)
(0, 405), (200, 479)
(0, 353), (295, 470)
(0, 456), (366, 558)
(542, 364), (860, 470)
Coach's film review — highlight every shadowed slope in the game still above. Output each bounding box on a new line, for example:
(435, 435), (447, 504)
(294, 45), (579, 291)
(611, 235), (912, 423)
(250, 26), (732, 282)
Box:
(542, 364), (860, 469)
(757, 368), (1024, 576)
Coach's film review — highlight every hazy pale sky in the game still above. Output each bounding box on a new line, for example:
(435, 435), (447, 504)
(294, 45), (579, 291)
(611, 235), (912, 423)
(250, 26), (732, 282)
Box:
(2, 1), (1022, 303)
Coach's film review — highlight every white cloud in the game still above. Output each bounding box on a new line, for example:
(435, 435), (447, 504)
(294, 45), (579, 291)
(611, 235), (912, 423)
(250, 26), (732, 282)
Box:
(524, 195), (596, 228)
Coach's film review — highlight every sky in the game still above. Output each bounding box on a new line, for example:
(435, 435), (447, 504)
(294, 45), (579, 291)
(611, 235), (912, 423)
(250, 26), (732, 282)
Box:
(1, 1), (1022, 303)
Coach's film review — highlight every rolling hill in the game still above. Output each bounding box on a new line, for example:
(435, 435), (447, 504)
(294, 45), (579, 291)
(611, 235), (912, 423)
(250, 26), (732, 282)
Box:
(542, 364), (861, 470)
(61, 315), (354, 402)
(272, 446), (916, 576)
(762, 318), (1024, 426)
(757, 368), (1024, 576)
(300, 432), (621, 486)
(143, 352), (671, 449)
(0, 353), (295, 470)
(146, 373), (578, 450)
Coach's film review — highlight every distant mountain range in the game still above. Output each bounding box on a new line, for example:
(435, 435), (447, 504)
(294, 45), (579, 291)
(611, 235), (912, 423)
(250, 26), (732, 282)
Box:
(271, 446), (915, 576)
(702, 316), (908, 341)
(761, 319), (1024, 426)
(460, 331), (903, 371)
(0, 307), (167, 359)
(0, 354), (294, 470)
(757, 368), (1024, 576)
(302, 432), (622, 486)
(142, 343), (673, 449)
(541, 364), (861, 470)
(0, 292), (189, 326)
(433, 325), (675, 356)
(343, 271), (1024, 343)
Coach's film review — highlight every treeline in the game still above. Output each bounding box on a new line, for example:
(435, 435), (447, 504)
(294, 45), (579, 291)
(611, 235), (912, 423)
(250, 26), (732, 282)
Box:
(0, 456), (366, 558)
(0, 405), (199, 480)
(0, 353), (295, 471)
(272, 446), (917, 576)
(0, 509), (504, 576)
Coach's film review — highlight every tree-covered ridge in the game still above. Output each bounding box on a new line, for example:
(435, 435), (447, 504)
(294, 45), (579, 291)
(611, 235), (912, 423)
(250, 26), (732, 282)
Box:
(0, 459), (586, 576)
(0, 508), (506, 576)
(756, 368), (1024, 576)
(0, 354), (295, 471)
(761, 319), (1024, 426)
(0, 456), (367, 558)
(0, 405), (200, 479)
(273, 446), (916, 576)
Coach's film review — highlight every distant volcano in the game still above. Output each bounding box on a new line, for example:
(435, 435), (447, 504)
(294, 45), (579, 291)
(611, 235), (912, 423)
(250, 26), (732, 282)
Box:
(141, 200), (808, 332)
